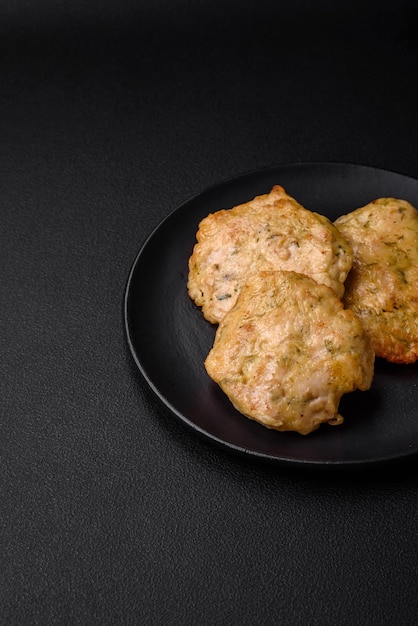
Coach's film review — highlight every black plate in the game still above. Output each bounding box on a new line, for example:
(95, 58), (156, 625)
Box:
(124, 162), (418, 467)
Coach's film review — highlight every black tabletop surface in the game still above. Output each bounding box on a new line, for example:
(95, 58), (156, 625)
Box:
(1, 1), (418, 624)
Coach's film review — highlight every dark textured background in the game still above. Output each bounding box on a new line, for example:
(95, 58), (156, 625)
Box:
(1, 1), (418, 624)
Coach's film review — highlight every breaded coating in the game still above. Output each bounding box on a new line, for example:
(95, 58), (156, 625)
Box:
(335, 198), (418, 363)
(188, 185), (353, 323)
(205, 271), (374, 435)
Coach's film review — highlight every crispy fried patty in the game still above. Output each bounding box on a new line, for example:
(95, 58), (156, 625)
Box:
(335, 197), (418, 363)
(205, 271), (374, 435)
(188, 185), (353, 323)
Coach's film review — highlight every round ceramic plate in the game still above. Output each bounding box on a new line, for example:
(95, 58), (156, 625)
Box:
(124, 162), (418, 467)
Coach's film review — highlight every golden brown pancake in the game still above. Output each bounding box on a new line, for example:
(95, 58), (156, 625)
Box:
(188, 185), (353, 324)
(335, 198), (418, 363)
(205, 271), (374, 435)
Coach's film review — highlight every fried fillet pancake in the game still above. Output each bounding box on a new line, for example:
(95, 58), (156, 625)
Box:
(205, 271), (374, 435)
(188, 185), (353, 323)
(335, 198), (418, 363)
